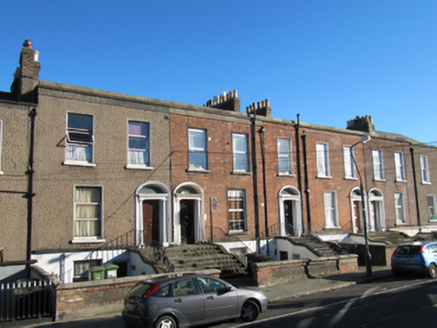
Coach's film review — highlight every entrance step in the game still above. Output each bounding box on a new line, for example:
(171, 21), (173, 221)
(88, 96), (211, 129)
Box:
(288, 235), (343, 257)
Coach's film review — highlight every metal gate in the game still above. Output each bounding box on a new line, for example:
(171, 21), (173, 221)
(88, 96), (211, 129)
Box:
(0, 280), (55, 322)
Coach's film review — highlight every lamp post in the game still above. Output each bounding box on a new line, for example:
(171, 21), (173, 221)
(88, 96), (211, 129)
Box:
(350, 135), (372, 277)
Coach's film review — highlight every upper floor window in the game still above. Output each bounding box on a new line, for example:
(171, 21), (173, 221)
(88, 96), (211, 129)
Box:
(66, 113), (94, 165)
(316, 142), (330, 178)
(232, 133), (249, 172)
(228, 189), (246, 232)
(128, 121), (150, 168)
(420, 155), (431, 184)
(394, 192), (405, 224)
(372, 149), (384, 180)
(428, 195), (436, 220)
(343, 146), (356, 179)
(394, 152), (406, 181)
(277, 138), (293, 175)
(188, 128), (208, 170)
(74, 186), (103, 241)
(324, 191), (339, 228)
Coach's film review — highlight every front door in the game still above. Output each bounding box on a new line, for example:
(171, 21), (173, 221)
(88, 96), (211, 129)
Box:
(180, 200), (195, 244)
(353, 200), (361, 232)
(284, 200), (294, 236)
(143, 200), (160, 245)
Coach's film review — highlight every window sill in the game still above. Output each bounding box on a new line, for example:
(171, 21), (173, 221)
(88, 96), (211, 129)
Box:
(228, 230), (249, 235)
(232, 171), (252, 176)
(277, 173), (296, 177)
(125, 164), (154, 170)
(395, 179), (407, 183)
(63, 161), (96, 167)
(316, 175), (332, 179)
(373, 178), (386, 182)
(324, 226), (340, 230)
(344, 177), (358, 181)
(71, 239), (106, 244)
(0, 171), (3, 175)
(186, 168), (211, 174)
(422, 181), (432, 185)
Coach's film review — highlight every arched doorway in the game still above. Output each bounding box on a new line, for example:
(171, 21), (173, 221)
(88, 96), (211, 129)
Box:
(135, 182), (170, 246)
(278, 186), (302, 237)
(369, 189), (386, 231)
(174, 183), (204, 244)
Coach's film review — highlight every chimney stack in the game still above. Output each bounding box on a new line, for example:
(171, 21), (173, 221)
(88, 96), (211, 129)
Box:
(246, 99), (272, 118)
(11, 40), (40, 103)
(203, 90), (240, 112)
(346, 115), (375, 133)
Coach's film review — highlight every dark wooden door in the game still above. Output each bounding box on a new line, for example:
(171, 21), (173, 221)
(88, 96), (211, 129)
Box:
(143, 200), (160, 245)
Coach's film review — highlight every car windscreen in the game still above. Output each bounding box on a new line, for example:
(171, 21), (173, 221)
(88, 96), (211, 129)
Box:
(395, 246), (423, 255)
(128, 282), (155, 298)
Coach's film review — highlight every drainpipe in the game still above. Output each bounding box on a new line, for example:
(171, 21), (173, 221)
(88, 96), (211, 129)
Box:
(302, 131), (311, 233)
(259, 127), (269, 254)
(410, 147), (422, 231)
(26, 108), (37, 265)
(295, 114), (304, 235)
(249, 109), (261, 253)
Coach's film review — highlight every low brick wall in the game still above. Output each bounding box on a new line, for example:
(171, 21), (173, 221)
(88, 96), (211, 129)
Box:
(252, 255), (358, 287)
(55, 269), (220, 321)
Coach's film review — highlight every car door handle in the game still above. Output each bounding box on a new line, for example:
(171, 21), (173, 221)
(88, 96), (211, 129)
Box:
(207, 296), (214, 300)
(174, 298), (182, 303)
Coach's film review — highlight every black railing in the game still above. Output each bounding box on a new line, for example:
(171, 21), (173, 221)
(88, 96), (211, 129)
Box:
(0, 280), (55, 323)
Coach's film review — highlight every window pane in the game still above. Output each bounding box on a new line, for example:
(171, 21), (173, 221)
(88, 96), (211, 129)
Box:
(316, 143), (329, 177)
(68, 113), (93, 131)
(189, 129), (207, 170)
(233, 134), (249, 172)
(128, 121), (150, 166)
(75, 187), (102, 239)
(278, 138), (292, 174)
(228, 190), (245, 231)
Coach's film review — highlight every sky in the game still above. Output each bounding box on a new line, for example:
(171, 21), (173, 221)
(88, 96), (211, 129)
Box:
(1, 1), (436, 144)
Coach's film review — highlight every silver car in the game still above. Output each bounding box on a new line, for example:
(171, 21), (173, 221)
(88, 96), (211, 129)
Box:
(122, 274), (268, 328)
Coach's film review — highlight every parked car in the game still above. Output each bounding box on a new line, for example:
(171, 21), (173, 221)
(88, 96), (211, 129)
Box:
(391, 241), (437, 277)
(122, 273), (268, 328)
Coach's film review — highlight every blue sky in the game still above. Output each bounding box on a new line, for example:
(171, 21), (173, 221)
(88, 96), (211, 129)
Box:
(1, 1), (436, 144)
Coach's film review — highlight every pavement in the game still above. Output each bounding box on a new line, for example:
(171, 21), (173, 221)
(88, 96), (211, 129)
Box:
(2, 266), (394, 327)
(228, 266), (393, 302)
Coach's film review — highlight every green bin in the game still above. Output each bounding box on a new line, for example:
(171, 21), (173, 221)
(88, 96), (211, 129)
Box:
(104, 264), (119, 279)
(89, 266), (105, 281)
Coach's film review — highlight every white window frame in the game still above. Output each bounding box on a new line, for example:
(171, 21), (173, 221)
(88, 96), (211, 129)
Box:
(420, 155), (431, 184)
(316, 142), (330, 178)
(232, 133), (249, 173)
(372, 149), (385, 181)
(228, 189), (246, 232)
(126, 120), (151, 169)
(343, 145), (357, 179)
(428, 195), (436, 221)
(394, 152), (406, 181)
(73, 186), (104, 242)
(73, 259), (102, 282)
(394, 193), (406, 224)
(277, 138), (293, 175)
(188, 128), (208, 170)
(324, 191), (339, 228)
(64, 113), (95, 166)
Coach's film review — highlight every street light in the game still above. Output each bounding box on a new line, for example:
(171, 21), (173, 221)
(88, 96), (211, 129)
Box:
(350, 135), (372, 277)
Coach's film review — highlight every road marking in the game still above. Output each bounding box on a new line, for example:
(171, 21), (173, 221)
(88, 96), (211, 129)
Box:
(236, 280), (437, 327)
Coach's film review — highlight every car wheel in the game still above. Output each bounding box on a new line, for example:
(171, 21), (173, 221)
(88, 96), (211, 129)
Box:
(428, 263), (437, 278)
(154, 315), (177, 328)
(241, 300), (260, 322)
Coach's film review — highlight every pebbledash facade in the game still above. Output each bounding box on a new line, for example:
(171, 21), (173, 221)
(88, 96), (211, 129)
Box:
(1, 41), (436, 283)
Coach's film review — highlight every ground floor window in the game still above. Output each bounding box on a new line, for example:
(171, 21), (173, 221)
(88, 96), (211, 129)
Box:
(74, 186), (103, 240)
(228, 189), (246, 232)
(394, 193), (406, 224)
(428, 195), (436, 221)
(73, 259), (102, 282)
(324, 191), (339, 228)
